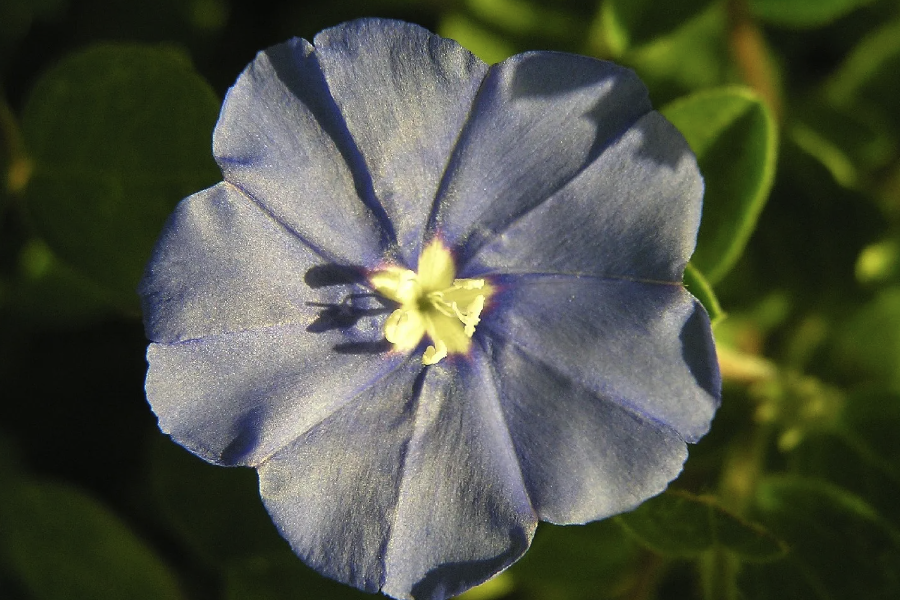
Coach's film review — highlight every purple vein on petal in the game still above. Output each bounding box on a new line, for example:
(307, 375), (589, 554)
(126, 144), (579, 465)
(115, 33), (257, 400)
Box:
(480, 321), (688, 444)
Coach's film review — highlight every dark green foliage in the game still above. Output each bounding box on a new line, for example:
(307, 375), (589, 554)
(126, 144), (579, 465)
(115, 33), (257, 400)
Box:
(3, 1), (900, 599)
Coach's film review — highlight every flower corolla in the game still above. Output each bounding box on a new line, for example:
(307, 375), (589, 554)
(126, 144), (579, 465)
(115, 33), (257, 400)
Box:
(140, 18), (721, 600)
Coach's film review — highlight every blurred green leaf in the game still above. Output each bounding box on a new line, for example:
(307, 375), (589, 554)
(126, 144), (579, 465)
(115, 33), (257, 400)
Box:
(508, 520), (640, 600)
(617, 490), (785, 560)
(750, 0), (875, 29)
(21, 43), (220, 311)
(0, 0), (66, 61)
(742, 477), (900, 599)
(856, 239), (900, 285)
(224, 552), (372, 600)
(438, 14), (516, 64)
(0, 480), (185, 600)
(790, 100), (895, 184)
(826, 19), (900, 137)
(684, 262), (725, 325)
(148, 435), (286, 566)
(0, 238), (112, 327)
(618, 3), (733, 101)
(790, 389), (900, 528)
(664, 86), (777, 284)
(599, 0), (716, 56)
(464, 0), (570, 37)
(837, 287), (900, 388)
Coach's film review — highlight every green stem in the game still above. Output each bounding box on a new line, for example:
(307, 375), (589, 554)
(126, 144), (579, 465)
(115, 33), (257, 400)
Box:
(727, 0), (783, 122)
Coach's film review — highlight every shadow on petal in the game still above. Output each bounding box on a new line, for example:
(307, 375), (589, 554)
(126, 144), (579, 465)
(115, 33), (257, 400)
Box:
(679, 300), (722, 406)
(304, 263), (366, 288)
(333, 340), (394, 355)
(265, 42), (396, 248)
(409, 527), (531, 600)
(303, 264), (395, 356)
(219, 406), (264, 465)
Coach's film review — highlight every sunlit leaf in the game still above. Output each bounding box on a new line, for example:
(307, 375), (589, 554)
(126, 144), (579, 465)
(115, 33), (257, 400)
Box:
(663, 86), (777, 284)
(0, 480), (185, 600)
(21, 43), (220, 311)
(684, 263), (725, 325)
(438, 13), (515, 64)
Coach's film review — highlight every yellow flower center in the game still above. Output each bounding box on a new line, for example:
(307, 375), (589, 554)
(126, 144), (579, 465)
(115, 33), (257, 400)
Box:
(369, 239), (492, 365)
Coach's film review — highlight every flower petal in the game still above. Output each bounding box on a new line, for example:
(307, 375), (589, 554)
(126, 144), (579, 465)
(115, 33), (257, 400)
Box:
(146, 323), (404, 467)
(380, 353), (536, 599)
(488, 338), (689, 524)
(212, 38), (385, 265)
(140, 182), (368, 345)
(256, 359), (423, 594)
(464, 112), (702, 282)
(429, 51), (652, 261)
(257, 350), (537, 600)
(313, 19), (488, 264)
(482, 276), (720, 442)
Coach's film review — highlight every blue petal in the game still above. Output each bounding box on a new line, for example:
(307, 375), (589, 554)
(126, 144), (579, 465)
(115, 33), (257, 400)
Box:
(212, 38), (385, 265)
(482, 276), (720, 442)
(146, 325), (404, 467)
(463, 112), (702, 282)
(140, 183), (367, 345)
(486, 337), (688, 524)
(429, 51), (652, 262)
(313, 19), (488, 265)
(258, 350), (537, 600)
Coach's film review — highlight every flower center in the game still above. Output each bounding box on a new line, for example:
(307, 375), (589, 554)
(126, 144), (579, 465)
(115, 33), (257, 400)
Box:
(369, 239), (492, 365)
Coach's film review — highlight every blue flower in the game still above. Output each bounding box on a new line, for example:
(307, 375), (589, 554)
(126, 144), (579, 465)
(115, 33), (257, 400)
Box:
(140, 18), (721, 600)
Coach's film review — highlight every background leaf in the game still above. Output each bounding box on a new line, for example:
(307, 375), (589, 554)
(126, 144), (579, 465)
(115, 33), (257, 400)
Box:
(147, 435), (286, 566)
(684, 263), (725, 325)
(599, 0), (716, 56)
(663, 86), (778, 283)
(20, 43), (220, 311)
(617, 490), (785, 560)
(0, 480), (185, 600)
(750, 0), (876, 29)
(742, 477), (900, 600)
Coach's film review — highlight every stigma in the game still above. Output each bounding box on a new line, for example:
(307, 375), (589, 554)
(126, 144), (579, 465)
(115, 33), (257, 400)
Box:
(369, 239), (492, 365)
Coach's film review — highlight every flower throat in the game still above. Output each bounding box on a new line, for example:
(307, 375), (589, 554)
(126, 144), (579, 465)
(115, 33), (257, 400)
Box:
(369, 239), (492, 364)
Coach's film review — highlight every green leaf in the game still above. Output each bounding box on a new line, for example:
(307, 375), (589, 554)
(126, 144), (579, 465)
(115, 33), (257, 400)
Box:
(617, 490), (785, 560)
(750, 0), (875, 29)
(148, 435), (286, 566)
(21, 43), (220, 311)
(438, 14), (516, 64)
(0, 480), (185, 600)
(825, 19), (900, 138)
(224, 553), (372, 600)
(510, 520), (640, 600)
(683, 263), (724, 325)
(663, 86), (778, 284)
(837, 287), (900, 389)
(619, 3), (733, 101)
(790, 389), (900, 528)
(742, 477), (900, 600)
(599, 0), (716, 56)
(2, 238), (112, 327)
